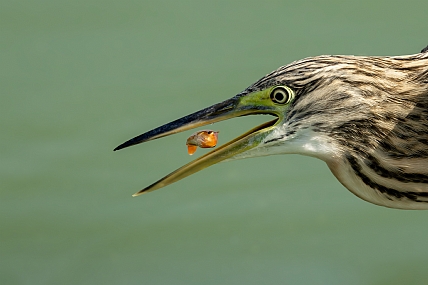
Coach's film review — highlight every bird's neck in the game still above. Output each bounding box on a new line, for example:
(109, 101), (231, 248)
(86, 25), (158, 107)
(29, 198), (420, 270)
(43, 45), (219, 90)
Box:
(327, 152), (428, 210)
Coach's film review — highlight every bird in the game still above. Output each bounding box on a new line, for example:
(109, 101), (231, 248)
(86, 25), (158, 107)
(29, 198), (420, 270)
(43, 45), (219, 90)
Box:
(115, 45), (428, 210)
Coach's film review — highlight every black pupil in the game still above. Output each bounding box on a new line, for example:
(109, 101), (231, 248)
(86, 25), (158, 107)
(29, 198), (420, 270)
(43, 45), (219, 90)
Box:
(275, 91), (285, 102)
(271, 87), (292, 104)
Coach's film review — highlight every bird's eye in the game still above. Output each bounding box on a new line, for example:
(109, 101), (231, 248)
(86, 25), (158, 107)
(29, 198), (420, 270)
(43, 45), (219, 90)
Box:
(270, 86), (294, 104)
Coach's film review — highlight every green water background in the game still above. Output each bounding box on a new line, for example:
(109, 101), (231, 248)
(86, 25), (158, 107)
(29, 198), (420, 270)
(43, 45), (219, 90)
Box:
(2, 1), (428, 284)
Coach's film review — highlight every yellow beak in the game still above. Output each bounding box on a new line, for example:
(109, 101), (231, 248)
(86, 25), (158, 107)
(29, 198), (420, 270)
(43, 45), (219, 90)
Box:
(114, 96), (279, 196)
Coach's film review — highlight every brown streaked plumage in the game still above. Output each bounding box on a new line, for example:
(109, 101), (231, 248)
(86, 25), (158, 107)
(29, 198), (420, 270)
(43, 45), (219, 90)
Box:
(115, 46), (428, 209)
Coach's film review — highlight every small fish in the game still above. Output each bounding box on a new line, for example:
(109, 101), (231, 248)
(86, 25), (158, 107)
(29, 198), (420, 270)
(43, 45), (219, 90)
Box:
(186, 130), (219, 155)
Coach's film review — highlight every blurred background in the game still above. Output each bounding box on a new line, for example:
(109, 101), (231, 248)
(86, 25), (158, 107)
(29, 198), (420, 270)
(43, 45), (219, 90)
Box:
(1, 0), (428, 284)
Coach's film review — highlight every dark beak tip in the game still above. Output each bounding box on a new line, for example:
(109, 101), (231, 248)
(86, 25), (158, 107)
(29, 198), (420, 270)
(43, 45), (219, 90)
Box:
(114, 137), (142, 151)
(113, 142), (129, 151)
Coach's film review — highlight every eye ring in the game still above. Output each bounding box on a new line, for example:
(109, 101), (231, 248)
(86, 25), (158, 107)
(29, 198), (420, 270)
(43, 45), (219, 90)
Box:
(270, 86), (294, 104)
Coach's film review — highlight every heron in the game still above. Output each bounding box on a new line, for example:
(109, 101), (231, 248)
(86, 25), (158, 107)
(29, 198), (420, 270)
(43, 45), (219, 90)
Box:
(115, 46), (428, 210)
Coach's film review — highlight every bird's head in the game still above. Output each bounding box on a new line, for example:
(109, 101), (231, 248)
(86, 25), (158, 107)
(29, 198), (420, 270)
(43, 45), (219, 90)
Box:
(114, 54), (427, 197)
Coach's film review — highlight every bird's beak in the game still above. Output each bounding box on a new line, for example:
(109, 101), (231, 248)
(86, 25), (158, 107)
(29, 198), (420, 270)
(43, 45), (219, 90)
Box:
(114, 95), (280, 196)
